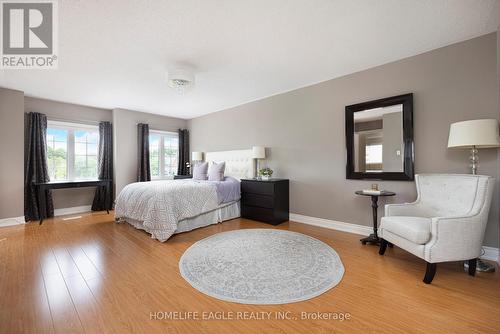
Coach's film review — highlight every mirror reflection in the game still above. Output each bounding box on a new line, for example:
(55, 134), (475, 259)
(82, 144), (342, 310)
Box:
(353, 104), (404, 173)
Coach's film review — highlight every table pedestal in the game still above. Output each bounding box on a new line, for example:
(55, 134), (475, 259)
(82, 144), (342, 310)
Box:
(355, 190), (396, 246)
(361, 195), (380, 245)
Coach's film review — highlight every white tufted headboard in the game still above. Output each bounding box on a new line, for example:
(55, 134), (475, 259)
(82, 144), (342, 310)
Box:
(205, 149), (255, 180)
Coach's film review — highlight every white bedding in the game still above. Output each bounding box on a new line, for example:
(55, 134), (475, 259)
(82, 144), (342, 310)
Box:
(115, 179), (221, 241)
(123, 201), (240, 236)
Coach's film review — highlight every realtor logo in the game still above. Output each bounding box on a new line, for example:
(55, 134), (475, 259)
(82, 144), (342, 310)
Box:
(1, 0), (58, 69)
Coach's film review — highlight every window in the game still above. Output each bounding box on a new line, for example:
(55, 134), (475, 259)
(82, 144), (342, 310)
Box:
(365, 144), (383, 164)
(47, 121), (99, 181)
(365, 143), (383, 172)
(149, 131), (179, 178)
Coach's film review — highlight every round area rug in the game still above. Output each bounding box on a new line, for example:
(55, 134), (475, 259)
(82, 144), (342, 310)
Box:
(179, 229), (344, 304)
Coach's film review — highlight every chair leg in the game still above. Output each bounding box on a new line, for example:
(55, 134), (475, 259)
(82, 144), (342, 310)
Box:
(423, 262), (437, 284)
(379, 239), (388, 255)
(468, 258), (477, 276)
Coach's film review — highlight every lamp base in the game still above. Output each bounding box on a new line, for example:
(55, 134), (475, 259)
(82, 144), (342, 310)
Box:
(470, 146), (478, 175)
(464, 259), (495, 273)
(464, 149), (494, 273)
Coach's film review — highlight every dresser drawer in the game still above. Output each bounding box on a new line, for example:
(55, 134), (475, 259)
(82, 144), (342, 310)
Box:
(241, 181), (274, 195)
(241, 205), (278, 224)
(241, 193), (274, 209)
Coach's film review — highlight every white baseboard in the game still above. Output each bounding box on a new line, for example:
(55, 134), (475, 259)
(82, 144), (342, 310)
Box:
(54, 205), (92, 217)
(289, 213), (372, 236)
(0, 216), (25, 227)
(482, 246), (500, 263)
(290, 213), (499, 264)
(0, 206), (92, 227)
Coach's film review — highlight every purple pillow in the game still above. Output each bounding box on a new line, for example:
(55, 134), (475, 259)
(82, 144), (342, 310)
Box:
(192, 162), (208, 180)
(208, 161), (225, 181)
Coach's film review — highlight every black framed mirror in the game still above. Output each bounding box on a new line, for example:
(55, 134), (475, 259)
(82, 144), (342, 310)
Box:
(345, 93), (414, 181)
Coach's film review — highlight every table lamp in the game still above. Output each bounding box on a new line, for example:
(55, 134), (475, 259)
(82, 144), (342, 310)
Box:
(191, 152), (203, 166)
(252, 146), (266, 178)
(448, 119), (500, 273)
(448, 119), (500, 174)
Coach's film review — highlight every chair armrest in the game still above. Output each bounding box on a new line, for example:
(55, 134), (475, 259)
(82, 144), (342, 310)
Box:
(424, 215), (484, 262)
(385, 202), (422, 217)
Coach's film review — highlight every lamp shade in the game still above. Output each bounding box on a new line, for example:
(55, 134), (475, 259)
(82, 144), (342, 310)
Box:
(191, 151), (203, 161)
(252, 146), (266, 159)
(448, 119), (500, 149)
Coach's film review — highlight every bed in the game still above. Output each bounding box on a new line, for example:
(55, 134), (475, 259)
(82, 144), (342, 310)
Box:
(114, 149), (255, 241)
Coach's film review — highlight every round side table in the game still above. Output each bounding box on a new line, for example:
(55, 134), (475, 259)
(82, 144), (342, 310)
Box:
(355, 190), (396, 245)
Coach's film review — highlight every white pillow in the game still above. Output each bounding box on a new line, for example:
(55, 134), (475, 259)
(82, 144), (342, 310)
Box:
(192, 162), (208, 180)
(208, 161), (225, 181)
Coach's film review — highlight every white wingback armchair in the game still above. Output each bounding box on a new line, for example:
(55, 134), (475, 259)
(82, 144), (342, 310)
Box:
(378, 174), (495, 284)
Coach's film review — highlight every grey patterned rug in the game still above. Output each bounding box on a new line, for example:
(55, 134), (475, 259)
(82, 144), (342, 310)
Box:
(179, 229), (344, 304)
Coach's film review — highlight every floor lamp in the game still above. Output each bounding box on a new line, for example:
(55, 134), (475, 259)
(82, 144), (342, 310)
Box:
(448, 119), (500, 273)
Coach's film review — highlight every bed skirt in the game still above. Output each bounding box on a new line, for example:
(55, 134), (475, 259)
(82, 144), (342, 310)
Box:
(119, 201), (240, 239)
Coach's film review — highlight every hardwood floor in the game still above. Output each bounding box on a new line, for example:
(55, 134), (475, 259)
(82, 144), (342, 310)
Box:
(1, 211), (499, 334)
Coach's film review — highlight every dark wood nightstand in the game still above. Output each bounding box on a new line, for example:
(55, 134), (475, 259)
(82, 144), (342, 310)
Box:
(240, 178), (289, 225)
(174, 175), (193, 179)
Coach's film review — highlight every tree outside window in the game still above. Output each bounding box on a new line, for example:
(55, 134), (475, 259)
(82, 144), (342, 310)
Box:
(47, 121), (99, 181)
(149, 131), (178, 178)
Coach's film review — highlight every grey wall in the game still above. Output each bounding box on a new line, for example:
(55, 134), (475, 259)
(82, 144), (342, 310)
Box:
(24, 97), (112, 210)
(113, 108), (187, 195)
(382, 112), (404, 172)
(189, 33), (500, 247)
(0, 88), (25, 218)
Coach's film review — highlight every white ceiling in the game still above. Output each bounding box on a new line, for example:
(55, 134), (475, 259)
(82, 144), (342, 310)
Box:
(1, 0), (499, 119)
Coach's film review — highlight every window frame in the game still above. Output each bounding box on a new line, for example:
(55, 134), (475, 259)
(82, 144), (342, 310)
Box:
(149, 130), (179, 179)
(47, 120), (99, 181)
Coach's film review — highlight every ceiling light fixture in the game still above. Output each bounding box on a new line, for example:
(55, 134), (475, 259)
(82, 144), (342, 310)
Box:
(167, 67), (195, 94)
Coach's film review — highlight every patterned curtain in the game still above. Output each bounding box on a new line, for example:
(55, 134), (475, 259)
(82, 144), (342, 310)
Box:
(137, 123), (151, 182)
(177, 129), (190, 175)
(24, 112), (53, 221)
(92, 121), (113, 211)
